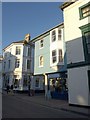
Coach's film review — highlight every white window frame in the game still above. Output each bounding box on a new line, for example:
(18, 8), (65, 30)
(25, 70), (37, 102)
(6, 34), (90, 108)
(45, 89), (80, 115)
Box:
(52, 50), (57, 64)
(15, 59), (20, 68)
(52, 30), (56, 42)
(16, 46), (21, 55)
(58, 49), (63, 63)
(58, 29), (62, 41)
(39, 55), (44, 67)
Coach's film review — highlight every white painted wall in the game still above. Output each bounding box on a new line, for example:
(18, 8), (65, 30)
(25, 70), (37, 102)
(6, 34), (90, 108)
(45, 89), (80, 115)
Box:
(63, 0), (90, 106)
(63, 0), (90, 63)
(3, 43), (23, 73)
(68, 66), (89, 106)
(50, 27), (65, 66)
(3, 42), (34, 90)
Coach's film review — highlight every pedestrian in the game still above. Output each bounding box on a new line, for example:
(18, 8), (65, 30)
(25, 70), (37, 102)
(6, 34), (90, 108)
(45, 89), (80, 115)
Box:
(28, 81), (31, 96)
(10, 84), (14, 94)
(50, 84), (55, 98)
(6, 84), (10, 94)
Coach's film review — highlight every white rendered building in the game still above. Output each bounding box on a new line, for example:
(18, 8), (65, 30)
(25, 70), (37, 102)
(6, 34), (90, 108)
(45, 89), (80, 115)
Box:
(3, 34), (34, 91)
(61, 0), (90, 106)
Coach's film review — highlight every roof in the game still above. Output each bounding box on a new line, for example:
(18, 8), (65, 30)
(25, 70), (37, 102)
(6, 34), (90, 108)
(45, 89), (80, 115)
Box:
(3, 39), (34, 51)
(13, 40), (24, 43)
(31, 22), (64, 43)
(3, 40), (24, 50)
(60, 0), (78, 10)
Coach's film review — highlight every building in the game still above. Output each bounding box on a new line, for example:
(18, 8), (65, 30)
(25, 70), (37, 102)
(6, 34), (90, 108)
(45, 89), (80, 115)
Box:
(32, 23), (67, 98)
(60, 0), (90, 106)
(2, 34), (34, 91)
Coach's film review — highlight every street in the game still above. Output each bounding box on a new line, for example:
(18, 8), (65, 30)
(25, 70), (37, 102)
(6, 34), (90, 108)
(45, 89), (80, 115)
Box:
(2, 92), (89, 118)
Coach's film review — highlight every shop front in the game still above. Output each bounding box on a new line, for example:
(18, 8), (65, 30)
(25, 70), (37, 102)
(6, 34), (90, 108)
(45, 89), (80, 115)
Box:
(48, 72), (68, 100)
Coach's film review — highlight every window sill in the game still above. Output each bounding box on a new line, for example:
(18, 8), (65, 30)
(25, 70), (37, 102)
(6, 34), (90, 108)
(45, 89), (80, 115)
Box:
(39, 47), (44, 49)
(39, 66), (44, 68)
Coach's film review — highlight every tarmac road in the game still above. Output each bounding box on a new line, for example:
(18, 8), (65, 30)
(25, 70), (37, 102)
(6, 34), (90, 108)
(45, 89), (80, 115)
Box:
(2, 92), (89, 118)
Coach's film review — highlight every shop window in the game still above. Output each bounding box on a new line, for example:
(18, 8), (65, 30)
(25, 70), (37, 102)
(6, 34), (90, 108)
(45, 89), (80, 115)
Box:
(79, 2), (90, 20)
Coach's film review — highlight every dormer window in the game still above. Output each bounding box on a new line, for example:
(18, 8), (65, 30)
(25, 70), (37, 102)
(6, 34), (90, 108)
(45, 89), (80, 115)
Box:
(52, 30), (56, 42)
(40, 39), (43, 48)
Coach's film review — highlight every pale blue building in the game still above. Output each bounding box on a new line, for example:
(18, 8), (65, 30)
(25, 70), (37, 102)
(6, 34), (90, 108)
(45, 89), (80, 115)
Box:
(32, 23), (67, 99)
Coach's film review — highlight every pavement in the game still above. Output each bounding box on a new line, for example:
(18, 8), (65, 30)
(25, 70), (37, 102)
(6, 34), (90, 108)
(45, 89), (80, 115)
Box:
(2, 90), (90, 118)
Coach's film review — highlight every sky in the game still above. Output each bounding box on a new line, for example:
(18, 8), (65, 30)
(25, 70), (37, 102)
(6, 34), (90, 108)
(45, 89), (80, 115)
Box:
(2, 2), (64, 50)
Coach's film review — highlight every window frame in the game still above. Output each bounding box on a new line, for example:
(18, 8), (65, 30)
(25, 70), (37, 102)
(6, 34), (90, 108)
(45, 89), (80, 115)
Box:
(52, 30), (56, 42)
(58, 29), (62, 41)
(27, 59), (31, 70)
(27, 47), (31, 56)
(52, 50), (57, 64)
(79, 2), (90, 20)
(39, 39), (44, 49)
(79, 23), (90, 64)
(15, 59), (20, 68)
(39, 55), (44, 67)
(58, 49), (63, 63)
(16, 46), (21, 55)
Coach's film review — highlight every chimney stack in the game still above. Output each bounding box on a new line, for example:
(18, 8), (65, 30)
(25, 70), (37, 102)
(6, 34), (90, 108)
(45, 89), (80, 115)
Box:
(24, 33), (30, 43)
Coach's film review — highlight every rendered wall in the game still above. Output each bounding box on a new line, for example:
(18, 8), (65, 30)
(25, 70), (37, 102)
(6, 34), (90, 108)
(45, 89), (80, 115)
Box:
(68, 66), (89, 106)
(63, 0), (90, 106)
